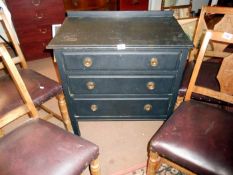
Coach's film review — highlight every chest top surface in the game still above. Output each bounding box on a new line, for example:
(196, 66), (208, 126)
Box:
(47, 11), (192, 49)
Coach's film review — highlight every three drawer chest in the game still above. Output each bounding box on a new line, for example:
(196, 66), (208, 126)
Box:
(48, 11), (192, 135)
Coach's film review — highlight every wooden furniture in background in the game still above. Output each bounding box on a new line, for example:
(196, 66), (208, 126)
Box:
(147, 30), (233, 175)
(63, 0), (148, 11)
(5, 0), (65, 60)
(47, 11), (192, 135)
(63, 0), (118, 11)
(119, 0), (148, 10)
(0, 10), (72, 136)
(5, 0), (148, 61)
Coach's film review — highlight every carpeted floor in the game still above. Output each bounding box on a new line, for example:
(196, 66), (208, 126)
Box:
(125, 163), (186, 175)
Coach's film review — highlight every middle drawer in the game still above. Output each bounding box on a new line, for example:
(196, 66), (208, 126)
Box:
(68, 75), (175, 95)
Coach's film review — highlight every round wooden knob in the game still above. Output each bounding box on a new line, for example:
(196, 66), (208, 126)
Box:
(91, 104), (98, 112)
(150, 57), (158, 67)
(83, 57), (93, 68)
(72, 0), (78, 6)
(147, 81), (156, 90)
(86, 81), (95, 90)
(144, 104), (152, 112)
(132, 0), (140, 5)
(32, 0), (40, 6)
(35, 12), (44, 19)
(39, 28), (47, 34)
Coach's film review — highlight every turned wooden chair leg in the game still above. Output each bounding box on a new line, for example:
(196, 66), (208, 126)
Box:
(0, 129), (4, 138)
(147, 151), (161, 175)
(57, 93), (73, 132)
(90, 157), (101, 175)
(174, 95), (184, 110)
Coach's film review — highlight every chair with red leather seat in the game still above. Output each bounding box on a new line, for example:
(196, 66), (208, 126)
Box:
(147, 31), (233, 175)
(0, 45), (101, 175)
(0, 119), (101, 175)
(0, 10), (73, 136)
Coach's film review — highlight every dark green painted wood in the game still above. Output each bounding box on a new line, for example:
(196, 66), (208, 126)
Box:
(50, 11), (192, 135)
(62, 51), (181, 71)
(47, 11), (192, 49)
(73, 97), (171, 117)
(68, 75), (175, 95)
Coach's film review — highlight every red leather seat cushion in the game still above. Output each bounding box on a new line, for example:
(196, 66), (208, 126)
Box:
(150, 101), (233, 175)
(0, 119), (99, 175)
(179, 61), (221, 97)
(0, 69), (62, 117)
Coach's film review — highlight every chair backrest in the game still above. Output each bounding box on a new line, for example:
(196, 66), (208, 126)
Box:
(190, 6), (233, 60)
(185, 30), (233, 104)
(0, 44), (38, 128)
(161, 0), (192, 19)
(0, 10), (27, 70)
(217, 52), (233, 95)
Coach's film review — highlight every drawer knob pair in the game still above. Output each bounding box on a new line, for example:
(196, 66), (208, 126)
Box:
(83, 57), (93, 68)
(91, 104), (98, 112)
(150, 57), (158, 67)
(147, 81), (156, 90)
(91, 104), (152, 112)
(144, 104), (152, 112)
(83, 57), (157, 68)
(86, 81), (95, 90)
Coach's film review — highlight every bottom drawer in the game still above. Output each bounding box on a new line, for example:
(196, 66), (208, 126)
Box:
(20, 40), (52, 60)
(73, 97), (170, 118)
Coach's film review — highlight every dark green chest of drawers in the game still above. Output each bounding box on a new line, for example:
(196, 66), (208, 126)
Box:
(48, 11), (192, 135)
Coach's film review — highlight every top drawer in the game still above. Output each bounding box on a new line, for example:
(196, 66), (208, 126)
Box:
(7, 1), (64, 27)
(62, 51), (182, 71)
(6, 0), (63, 9)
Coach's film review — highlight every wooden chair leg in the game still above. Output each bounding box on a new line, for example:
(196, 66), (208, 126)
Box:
(0, 129), (4, 138)
(147, 151), (161, 175)
(90, 157), (101, 175)
(174, 95), (184, 110)
(57, 93), (73, 132)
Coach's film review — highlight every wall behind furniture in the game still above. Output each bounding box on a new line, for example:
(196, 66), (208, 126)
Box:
(0, 1), (11, 43)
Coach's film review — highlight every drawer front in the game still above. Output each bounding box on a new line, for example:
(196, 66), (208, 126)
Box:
(12, 9), (64, 28)
(63, 51), (181, 71)
(68, 75), (175, 95)
(20, 40), (52, 60)
(73, 97), (170, 117)
(16, 25), (52, 43)
(6, 0), (64, 11)
(33, 7), (65, 24)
